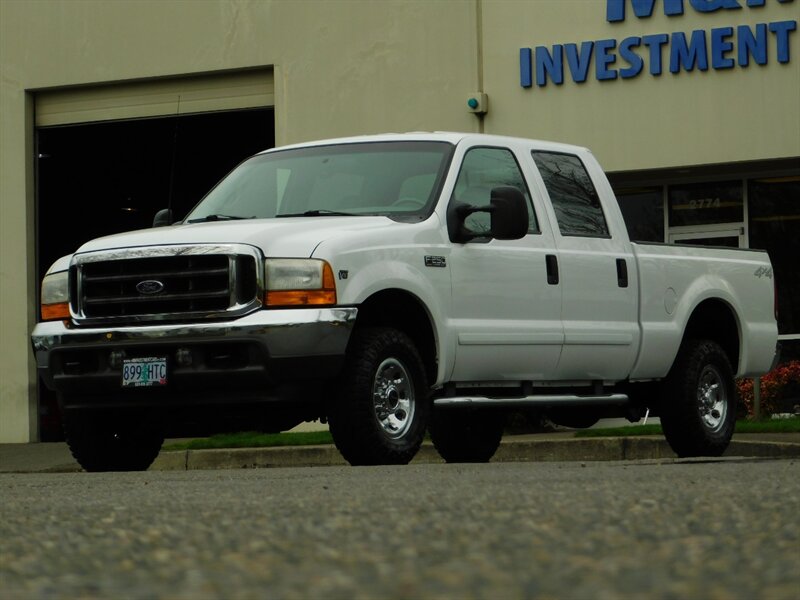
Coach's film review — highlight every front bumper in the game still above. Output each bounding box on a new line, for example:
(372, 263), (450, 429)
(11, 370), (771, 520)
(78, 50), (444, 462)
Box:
(31, 307), (357, 408)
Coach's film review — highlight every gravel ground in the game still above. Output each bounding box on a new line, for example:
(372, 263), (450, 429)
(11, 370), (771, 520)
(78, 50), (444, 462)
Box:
(1, 458), (798, 599)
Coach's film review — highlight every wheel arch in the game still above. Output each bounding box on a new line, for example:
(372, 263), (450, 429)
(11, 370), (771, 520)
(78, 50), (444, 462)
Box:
(681, 298), (741, 373)
(353, 288), (438, 385)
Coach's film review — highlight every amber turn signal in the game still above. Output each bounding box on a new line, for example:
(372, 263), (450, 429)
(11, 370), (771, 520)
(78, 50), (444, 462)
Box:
(266, 290), (337, 306)
(41, 302), (70, 321)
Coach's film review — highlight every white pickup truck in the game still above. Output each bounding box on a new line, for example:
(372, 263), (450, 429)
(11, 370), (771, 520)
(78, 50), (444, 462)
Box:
(31, 133), (779, 471)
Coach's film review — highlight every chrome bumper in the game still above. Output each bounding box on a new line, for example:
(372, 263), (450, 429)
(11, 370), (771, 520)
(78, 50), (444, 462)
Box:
(32, 307), (357, 354)
(31, 307), (357, 395)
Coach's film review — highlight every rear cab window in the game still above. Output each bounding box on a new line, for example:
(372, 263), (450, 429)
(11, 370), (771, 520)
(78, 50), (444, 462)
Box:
(531, 151), (610, 238)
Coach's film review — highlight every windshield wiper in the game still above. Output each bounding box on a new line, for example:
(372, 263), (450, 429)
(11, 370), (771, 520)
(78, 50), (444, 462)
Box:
(186, 214), (251, 223)
(276, 209), (359, 218)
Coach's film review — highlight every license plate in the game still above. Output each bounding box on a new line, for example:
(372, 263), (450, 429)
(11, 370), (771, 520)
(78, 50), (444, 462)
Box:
(122, 357), (167, 388)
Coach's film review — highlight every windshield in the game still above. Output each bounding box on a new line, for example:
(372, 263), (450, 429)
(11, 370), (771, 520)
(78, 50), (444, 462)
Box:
(185, 141), (454, 223)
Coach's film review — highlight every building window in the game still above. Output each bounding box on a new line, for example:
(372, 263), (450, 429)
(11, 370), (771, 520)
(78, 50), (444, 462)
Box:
(749, 177), (800, 336)
(531, 151), (609, 237)
(668, 181), (743, 227)
(615, 187), (664, 243)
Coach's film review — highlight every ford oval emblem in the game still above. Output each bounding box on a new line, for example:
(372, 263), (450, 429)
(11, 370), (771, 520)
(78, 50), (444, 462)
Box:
(136, 280), (165, 295)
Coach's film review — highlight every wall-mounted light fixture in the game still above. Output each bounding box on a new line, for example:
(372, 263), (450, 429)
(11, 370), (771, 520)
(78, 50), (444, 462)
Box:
(467, 92), (488, 115)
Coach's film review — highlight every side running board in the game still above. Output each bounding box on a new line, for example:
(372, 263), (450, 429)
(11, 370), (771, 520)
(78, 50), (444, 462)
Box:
(434, 394), (629, 408)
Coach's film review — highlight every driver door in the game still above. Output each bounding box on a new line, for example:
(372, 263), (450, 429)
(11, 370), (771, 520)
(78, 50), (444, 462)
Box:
(447, 145), (563, 382)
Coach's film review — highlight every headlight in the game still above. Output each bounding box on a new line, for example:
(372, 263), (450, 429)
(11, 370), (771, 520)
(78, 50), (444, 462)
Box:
(41, 270), (70, 321)
(265, 259), (337, 307)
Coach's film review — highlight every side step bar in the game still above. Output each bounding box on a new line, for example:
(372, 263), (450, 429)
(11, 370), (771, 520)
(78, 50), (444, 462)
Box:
(434, 394), (629, 408)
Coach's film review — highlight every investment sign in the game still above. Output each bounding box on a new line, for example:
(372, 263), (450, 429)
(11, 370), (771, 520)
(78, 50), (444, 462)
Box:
(520, 0), (797, 87)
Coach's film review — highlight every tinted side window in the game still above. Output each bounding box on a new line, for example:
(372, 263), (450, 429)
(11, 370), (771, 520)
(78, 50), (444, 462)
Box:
(531, 151), (609, 237)
(452, 147), (539, 235)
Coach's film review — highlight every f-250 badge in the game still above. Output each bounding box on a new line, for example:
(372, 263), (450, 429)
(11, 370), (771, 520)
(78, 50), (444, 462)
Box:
(424, 256), (446, 268)
(754, 266), (773, 279)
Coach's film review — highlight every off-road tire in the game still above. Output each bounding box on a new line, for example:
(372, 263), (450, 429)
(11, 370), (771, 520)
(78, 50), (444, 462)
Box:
(430, 409), (506, 463)
(659, 339), (736, 457)
(329, 327), (429, 466)
(64, 411), (164, 472)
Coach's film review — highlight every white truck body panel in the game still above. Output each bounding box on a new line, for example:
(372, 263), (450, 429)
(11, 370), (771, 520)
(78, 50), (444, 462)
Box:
(631, 243), (777, 378)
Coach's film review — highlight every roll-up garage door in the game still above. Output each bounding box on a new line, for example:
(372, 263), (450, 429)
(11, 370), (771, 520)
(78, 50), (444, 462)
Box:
(35, 68), (274, 126)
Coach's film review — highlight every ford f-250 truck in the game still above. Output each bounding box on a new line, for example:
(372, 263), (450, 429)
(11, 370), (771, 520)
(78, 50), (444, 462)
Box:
(31, 133), (779, 471)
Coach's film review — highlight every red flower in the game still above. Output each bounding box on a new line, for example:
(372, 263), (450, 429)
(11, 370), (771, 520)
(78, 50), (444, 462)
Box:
(737, 360), (800, 418)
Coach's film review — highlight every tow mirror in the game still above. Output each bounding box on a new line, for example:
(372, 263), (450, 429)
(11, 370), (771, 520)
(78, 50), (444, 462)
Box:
(153, 208), (173, 227)
(447, 186), (528, 243)
(489, 186), (528, 240)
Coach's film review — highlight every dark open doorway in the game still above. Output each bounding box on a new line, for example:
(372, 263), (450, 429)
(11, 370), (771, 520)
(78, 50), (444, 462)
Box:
(35, 107), (275, 440)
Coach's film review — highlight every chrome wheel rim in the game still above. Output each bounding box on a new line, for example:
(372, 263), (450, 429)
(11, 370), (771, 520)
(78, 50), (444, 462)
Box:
(698, 364), (727, 432)
(372, 358), (415, 439)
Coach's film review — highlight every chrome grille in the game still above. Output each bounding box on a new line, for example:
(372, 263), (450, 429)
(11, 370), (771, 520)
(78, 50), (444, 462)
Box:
(71, 244), (262, 324)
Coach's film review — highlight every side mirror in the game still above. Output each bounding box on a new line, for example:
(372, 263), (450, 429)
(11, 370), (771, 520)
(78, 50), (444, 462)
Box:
(153, 208), (173, 227)
(447, 186), (528, 243)
(489, 186), (528, 240)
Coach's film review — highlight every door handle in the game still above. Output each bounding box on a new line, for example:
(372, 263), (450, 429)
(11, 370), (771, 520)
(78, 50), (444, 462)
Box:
(616, 258), (628, 288)
(546, 254), (559, 285)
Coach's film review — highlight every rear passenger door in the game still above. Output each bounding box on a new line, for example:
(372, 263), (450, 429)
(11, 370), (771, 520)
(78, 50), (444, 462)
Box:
(529, 150), (640, 381)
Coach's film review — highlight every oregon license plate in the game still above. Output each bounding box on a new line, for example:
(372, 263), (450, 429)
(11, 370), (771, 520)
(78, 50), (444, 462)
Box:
(122, 357), (167, 387)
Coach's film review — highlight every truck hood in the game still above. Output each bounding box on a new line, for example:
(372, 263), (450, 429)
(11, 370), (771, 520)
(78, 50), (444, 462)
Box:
(75, 216), (404, 258)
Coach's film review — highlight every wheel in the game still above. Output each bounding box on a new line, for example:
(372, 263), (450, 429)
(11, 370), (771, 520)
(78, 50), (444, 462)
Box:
(659, 339), (736, 458)
(430, 409), (505, 463)
(63, 410), (164, 472)
(329, 327), (430, 465)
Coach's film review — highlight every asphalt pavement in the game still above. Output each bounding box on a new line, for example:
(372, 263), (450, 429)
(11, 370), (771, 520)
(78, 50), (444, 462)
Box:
(1, 459), (798, 599)
(1, 431), (799, 473)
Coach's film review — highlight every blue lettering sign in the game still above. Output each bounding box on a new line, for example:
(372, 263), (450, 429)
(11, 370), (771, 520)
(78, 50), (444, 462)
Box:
(642, 33), (670, 74)
(607, 0), (685, 22)
(711, 26), (736, 67)
(770, 20), (797, 62)
(607, 0), (793, 21)
(519, 1), (796, 88)
(670, 30), (709, 72)
(738, 23), (768, 64)
(536, 45), (564, 86)
(619, 37), (645, 77)
(565, 42), (594, 83)
(689, 0), (743, 13)
(595, 39), (619, 79)
(520, 48), (533, 87)
(747, 0), (796, 6)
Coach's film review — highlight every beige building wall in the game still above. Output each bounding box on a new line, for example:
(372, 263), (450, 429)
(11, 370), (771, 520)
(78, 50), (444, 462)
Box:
(1, 0), (798, 442)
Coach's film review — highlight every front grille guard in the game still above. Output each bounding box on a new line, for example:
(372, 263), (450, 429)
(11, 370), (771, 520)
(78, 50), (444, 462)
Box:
(69, 244), (264, 326)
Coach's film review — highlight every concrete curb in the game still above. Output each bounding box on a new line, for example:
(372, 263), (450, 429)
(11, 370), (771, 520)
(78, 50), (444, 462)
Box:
(148, 436), (800, 472)
(3, 435), (797, 474)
